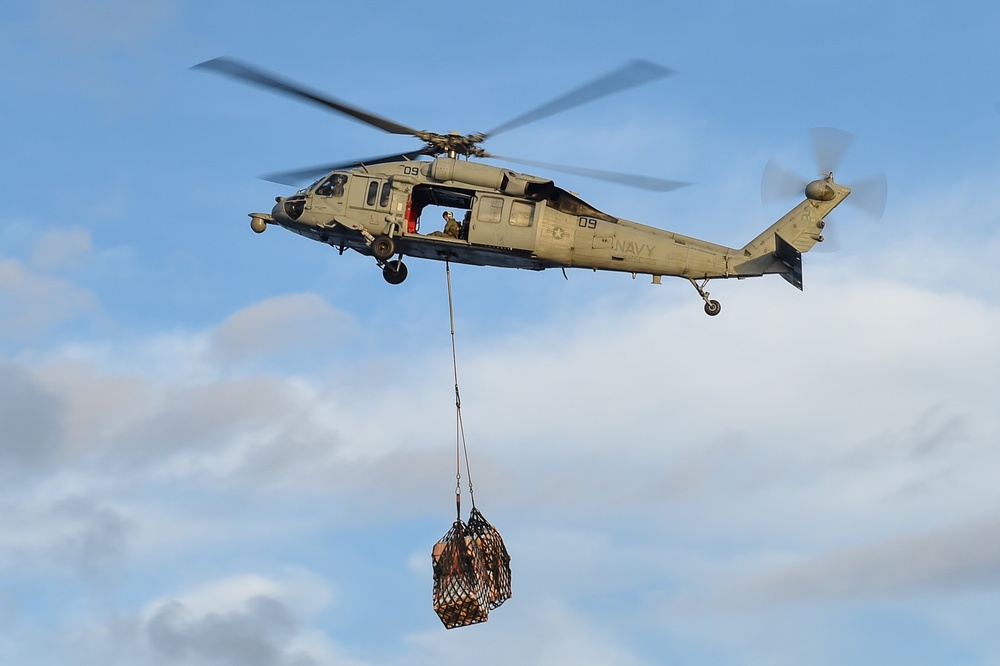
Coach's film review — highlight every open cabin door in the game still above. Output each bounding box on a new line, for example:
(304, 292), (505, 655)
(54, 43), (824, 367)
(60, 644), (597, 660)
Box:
(468, 195), (539, 251)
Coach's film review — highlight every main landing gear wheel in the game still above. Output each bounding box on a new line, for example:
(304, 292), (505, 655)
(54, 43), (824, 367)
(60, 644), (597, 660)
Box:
(383, 259), (408, 285)
(371, 234), (395, 262)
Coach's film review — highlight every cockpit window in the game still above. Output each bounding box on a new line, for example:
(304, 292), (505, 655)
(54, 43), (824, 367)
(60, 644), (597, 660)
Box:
(316, 174), (347, 197)
(379, 181), (392, 208)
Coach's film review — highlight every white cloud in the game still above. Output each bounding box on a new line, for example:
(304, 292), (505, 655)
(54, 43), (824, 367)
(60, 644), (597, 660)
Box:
(0, 490), (134, 579)
(208, 293), (356, 366)
(127, 572), (353, 666)
(0, 258), (99, 336)
(2, 228), (1000, 664)
(400, 597), (652, 666)
(729, 513), (1000, 606)
(142, 571), (332, 623)
(8, 232), (1000, 527)
(30, 227), (94, 271)
(30, 571), (362, 666)
(0, 360), (63, 470)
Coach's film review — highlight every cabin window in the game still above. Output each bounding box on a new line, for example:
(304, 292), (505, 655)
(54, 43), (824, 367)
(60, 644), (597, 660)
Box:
(366, 181), (380, 206)
(509, 200), (533, 227)
(315, 174), (346, 197)
(379, 181), (392, 208)
(477, 196), (503, 224)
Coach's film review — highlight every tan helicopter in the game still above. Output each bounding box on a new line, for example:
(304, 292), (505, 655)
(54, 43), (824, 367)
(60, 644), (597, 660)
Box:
(195, 58), (885, 316)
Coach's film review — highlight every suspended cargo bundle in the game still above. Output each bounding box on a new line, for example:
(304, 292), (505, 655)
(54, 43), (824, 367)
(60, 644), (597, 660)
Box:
(432, 520), (491, 628)
(467, 507), (512, 610)
(431, 263), (512, 629)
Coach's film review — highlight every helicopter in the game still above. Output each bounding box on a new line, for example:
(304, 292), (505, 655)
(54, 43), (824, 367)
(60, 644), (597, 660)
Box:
(195, 57), (884, 316)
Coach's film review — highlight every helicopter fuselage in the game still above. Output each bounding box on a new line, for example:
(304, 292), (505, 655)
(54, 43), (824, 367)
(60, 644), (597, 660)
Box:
(197, 57), (855, 315)
(250, 156), (848, 314)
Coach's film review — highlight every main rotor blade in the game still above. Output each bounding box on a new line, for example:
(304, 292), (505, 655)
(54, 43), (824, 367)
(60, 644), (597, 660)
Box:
(261, 149), (432, 186)
(491, 155), (690, 192)
(811, 127), (855, 176)
(485, 60), (674, 138)
(193, 57), (422, 136)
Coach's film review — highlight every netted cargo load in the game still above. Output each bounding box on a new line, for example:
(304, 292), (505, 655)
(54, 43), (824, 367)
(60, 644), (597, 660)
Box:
(431, 520), (491, 629)
(432, 264), (512, 629)
(467, 507), (511, 610)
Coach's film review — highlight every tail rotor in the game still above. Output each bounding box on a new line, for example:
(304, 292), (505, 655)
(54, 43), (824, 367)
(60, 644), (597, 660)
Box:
(761, 128), (887, 251)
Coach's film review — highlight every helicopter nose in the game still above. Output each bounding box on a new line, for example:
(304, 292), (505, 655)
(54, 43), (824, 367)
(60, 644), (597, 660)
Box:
(272, 194), (306, 221)
(271, 198), (286, 221)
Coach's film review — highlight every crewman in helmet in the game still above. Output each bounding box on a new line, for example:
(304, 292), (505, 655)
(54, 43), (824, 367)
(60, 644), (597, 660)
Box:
(441, 211), (461, 238)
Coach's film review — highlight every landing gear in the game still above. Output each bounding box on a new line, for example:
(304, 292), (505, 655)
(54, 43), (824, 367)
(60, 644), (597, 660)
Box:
(383, 259), (408, 285)
(368, 231), (406, 284)
(689, 278), (721, 316)
(371, 234), (396, 262)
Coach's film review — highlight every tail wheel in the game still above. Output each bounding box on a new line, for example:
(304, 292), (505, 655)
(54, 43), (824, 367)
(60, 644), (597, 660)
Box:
(383, 259), (408, 285)
(704, 300), (721, 316)
(372, 235), (395, 262)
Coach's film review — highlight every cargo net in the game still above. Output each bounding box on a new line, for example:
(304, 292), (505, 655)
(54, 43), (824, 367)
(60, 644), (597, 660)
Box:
(432, 509), (511, 629)
(432, 520), (490, 629)
(467, 507), (511, 610)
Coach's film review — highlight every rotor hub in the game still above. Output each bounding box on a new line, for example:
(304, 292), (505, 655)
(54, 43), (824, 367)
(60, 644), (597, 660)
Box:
(420, 131), (488, 158)
(805, 177), (837, 202)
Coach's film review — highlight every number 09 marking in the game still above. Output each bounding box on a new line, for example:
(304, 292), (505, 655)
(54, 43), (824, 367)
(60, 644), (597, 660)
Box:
(578, 217), (598, 229)
(402, 165), (421, 176)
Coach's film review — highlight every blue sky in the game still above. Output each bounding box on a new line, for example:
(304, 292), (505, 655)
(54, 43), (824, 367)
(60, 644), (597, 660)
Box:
(3, 0), (1000, 664)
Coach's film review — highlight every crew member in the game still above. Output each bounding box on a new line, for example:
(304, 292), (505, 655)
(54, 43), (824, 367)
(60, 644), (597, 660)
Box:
(441, 211), (461, 238)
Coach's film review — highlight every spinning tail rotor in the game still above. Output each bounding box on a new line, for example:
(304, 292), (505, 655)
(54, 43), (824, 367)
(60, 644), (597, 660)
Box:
(762, 127), (887, 217)
(761, 127), (887, 250)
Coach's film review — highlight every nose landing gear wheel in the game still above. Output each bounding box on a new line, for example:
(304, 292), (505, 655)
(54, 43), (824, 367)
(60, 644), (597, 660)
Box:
(383, 259), (408, 285)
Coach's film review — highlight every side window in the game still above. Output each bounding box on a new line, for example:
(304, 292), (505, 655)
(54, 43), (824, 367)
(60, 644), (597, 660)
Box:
(379, 181), (392, 208)
(477, 196), (503, 223)
(509, 200), (533, 227)
(366, 181), (379, 207)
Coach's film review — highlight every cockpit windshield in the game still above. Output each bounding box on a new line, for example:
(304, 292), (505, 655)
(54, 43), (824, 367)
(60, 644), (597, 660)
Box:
(315, 173), (347, 197)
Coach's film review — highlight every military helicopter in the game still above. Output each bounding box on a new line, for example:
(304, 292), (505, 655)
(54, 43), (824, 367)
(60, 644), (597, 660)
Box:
(195, 58), (885, 315)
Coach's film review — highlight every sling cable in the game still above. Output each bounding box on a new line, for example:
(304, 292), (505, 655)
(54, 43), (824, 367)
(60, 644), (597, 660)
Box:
(430, 262), (512, 629)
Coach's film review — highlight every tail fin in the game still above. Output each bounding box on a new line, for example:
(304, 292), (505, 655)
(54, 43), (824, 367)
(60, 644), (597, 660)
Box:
(732, 176), (850, 288)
